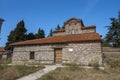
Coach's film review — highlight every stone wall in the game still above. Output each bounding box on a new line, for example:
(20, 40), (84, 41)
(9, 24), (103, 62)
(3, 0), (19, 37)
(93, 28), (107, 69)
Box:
(53, 23), (96, 36)
(12, 45), (54, 64)
(62, 42), (102, 66)
(53, 32), (66, 36)
(65, 23), (83, 35)
(82, 28), (96, 34)
(12, 42), (102, 66)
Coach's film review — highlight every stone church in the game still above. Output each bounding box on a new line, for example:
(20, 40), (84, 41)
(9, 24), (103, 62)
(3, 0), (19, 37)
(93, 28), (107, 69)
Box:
(10, 18), (103, 65)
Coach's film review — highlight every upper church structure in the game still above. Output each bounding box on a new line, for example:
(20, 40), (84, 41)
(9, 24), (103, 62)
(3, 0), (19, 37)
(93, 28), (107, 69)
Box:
(53, 18), (96, 36)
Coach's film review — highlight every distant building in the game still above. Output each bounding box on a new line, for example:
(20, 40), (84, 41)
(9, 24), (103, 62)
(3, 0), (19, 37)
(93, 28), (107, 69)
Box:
(10, 18), (103, 66)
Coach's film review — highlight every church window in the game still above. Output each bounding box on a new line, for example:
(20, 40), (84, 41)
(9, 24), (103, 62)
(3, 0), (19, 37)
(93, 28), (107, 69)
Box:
(30, 51), (35, 59)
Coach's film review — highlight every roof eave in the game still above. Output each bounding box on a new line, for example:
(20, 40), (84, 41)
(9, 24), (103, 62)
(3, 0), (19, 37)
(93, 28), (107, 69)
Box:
(10, 39), (102, 46)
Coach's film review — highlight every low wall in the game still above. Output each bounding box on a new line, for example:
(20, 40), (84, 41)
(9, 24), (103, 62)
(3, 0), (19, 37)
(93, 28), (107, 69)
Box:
(102, 47), (120, 60)
(102, 47), (120, 52)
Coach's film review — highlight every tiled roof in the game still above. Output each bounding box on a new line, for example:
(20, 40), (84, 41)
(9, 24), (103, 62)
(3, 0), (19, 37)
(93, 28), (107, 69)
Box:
(10, 33), (102, 46)
(0, 47), (5, 52)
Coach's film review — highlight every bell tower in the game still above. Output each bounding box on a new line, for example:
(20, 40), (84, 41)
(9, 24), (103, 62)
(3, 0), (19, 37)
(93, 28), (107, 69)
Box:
(64, 18), (84, 35)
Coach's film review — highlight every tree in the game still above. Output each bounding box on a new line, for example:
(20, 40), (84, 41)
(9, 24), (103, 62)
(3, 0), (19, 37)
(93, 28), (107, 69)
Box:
(55, 24), (61, 30)
(48, 29), (53, 37)
(14, 20), (27, 41)
(26, 33), (36, 40)
(35, 28), (45, 39)
(62, 24), (65, 29)
(104, 11), (120, 47)
(5, 20), (27, 50)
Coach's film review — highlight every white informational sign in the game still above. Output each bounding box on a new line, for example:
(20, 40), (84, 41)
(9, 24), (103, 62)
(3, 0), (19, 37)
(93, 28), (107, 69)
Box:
(69, 48), (73, 52)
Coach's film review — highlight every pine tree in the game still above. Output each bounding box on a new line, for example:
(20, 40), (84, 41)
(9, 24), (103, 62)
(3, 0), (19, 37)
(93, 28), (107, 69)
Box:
(36, 28), (45, 39)
(26, 33), (36, 40)
(55, 24), (61, 30)
(5, 20), (27, 50)
(62, 24), (65, 29)
(48, 29), (53, 37)
(104, 11), (120, 47)
(14, 20), (27, 41)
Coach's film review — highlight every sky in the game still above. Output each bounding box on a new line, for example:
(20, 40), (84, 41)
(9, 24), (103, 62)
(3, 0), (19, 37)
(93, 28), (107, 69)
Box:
(0, 0), (120, 47)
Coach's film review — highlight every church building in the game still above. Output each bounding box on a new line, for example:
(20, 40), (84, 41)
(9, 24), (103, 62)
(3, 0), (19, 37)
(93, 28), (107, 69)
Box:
(10, 18), (103, 65)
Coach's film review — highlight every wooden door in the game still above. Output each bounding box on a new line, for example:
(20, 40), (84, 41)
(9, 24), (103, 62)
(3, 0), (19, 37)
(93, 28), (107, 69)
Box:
(54, 49), (62, 63)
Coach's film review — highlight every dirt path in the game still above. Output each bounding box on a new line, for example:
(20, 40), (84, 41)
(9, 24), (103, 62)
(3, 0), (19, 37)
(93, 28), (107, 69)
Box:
(17, 65), (59, 80)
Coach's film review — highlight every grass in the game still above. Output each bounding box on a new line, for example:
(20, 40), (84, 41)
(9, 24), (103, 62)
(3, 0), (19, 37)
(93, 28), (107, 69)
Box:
(62, 63), (80, 71)
(89, 61), (100, 70)
(38, 57), (120, 80)
(0, 65), (44, 80)
(38, 66), (120, 80)
(0, 58), (11, 64)
(106, 58), (120, 68)
(1, 47), (119, 80)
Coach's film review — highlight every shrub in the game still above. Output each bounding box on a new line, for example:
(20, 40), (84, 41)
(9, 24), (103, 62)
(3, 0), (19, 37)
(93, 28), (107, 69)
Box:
(106, 59), (120, 68)
(89, 61), (99, 70)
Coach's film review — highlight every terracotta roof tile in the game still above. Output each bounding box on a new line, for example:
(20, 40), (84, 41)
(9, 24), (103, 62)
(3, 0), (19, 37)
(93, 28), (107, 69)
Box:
(10, 33), (102, 46)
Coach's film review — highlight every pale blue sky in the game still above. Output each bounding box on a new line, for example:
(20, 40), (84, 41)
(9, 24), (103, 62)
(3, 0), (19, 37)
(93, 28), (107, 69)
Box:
(0, 0), (120, 47)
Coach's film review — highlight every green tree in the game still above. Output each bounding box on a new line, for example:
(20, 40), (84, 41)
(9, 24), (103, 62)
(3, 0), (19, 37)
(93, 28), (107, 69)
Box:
(14, 20), (27, 41)
(104, 11), (120, 47)
(36, 28), (45, 39)
(26, 33), (36, 40)
(5, 20), (27, 50)
(48, 29), (53, 37)
(62, 24), (65, 29)
(55, 24), (61, 30)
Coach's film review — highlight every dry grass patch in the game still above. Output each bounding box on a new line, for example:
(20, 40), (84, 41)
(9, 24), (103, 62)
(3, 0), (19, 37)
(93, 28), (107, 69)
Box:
(39, 66), (120, 80)
(0, 58), (11, 64)
(0, 65), (44, 80)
